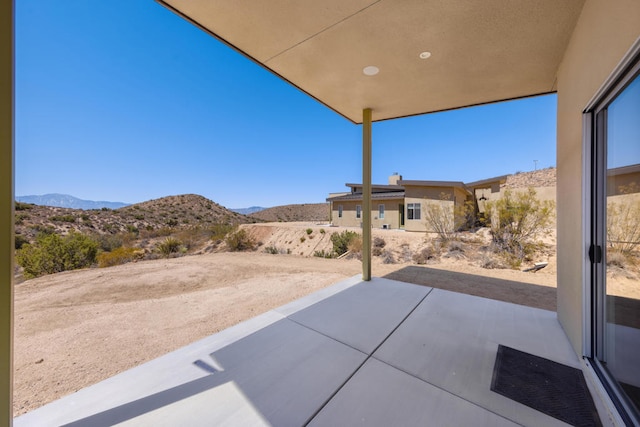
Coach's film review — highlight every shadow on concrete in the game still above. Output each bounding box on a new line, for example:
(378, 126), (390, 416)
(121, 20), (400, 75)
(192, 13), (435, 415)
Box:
(383, 265), (557, 311)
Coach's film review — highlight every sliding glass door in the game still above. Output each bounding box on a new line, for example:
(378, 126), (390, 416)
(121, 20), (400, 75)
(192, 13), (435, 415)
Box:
(590, 57), (640, 424)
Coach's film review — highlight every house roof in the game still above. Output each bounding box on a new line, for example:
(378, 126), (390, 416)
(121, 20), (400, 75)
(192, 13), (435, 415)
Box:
(345, 183), (404, 192)
(157, 0), (585, 123)
(327, 191), (405, 202)
(465, 175), (510, 189)
(399, 180), (466, 188)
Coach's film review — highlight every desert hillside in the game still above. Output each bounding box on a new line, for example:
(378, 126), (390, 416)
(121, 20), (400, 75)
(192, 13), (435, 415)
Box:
(249, 202), (329, 222)
(502, 167), (556, 189)
(15, 194), (257, 243)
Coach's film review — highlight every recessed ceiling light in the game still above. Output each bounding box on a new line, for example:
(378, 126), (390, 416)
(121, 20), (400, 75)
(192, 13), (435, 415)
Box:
(419, 51), (432, 59)
(363, 66), (379, 76)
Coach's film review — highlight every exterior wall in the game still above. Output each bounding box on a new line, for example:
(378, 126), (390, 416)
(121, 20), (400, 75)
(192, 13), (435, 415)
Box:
(404, 187), (454, 232)
(330, 199), (401, 229)
(556, 0), (640, 354)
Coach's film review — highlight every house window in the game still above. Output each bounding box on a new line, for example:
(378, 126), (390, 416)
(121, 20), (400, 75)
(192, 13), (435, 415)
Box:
(407, 203), (421, 220)
(356, 205), (361, 219)
(587, 48), (640, 421)
(379, 204), (385, 219)
(338, 205), (343, 218)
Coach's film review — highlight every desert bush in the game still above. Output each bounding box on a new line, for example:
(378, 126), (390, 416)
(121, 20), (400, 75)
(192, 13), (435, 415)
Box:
(209, 223), (235, 241)
(319, 229), (326, 234)
(347, 235), (363, 254)
(157, 237), (182, 257)
(264, 246), (279, 254)
(16, 232), (99, 278)
(306, 228), (313, 235)
(479, 253), (507, 269)
(15, 235), (29, 250)
(15, 202), (34, 211)
(372, 237), (386, 256)
(484, 188), (554, 264)
(381, 249), (396, 264)
(607, 199), (640, 254)
(412, 245), (439, 265)
(330, 230), (360, 256)
(166, 219), (179, 227)
(225, 229), (255, 252)
(95, 233), (124, 252)
(97, 246), (144, 268)
(300, 237), (306, 243)
(29, 224), (55, 235)
(50, 214), (76, 223)
(313, 249), (334, 258)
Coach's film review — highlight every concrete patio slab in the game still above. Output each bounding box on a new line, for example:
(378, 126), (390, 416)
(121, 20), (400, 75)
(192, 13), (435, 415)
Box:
(15, 276), (604, 427)
(289, 277), (431, 353)
(374, 288), (580, 426)
(308, 358), (519, 427)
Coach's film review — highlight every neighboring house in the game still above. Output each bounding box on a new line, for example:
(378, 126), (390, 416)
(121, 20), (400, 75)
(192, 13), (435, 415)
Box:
(328, 174), (506, 231)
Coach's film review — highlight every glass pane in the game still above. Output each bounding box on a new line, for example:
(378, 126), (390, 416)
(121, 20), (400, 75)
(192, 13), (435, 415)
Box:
(604, 72), (640, 412)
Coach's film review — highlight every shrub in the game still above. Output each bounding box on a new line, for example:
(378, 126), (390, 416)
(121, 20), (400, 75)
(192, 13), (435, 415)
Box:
(16, 232), (99, 278)
(412, 245), (439, 265)
(98, 246), (144, 267)
(484, 188), (554, 263)
(264, 246), (279, 254)
(50, 214), (76, 223)
(306, 228), (313, 235)
(225, 229), (255, 251)
(313, 250), (332, 258)
(347, 235), (363, 254)
(209, 223), (235, 241)
(300, 237), (306, 243)
(157, 237), (182, 257)
(330, 230), (360, 256)
(15, 202), (34, 211)
(166, 219), (179, 227)
(319, 229), (326, 234)
(15, 235), (29, 250)
(96, 233), (124, 252)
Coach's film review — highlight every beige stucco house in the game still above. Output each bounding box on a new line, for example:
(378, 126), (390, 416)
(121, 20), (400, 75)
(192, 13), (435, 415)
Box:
(328, 175), (471, 232)
(3, 0), (640, 424)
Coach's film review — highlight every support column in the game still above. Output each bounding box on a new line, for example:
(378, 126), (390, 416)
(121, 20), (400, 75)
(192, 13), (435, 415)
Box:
(362, 109), (372, 281)
(1, 0), (13, 424)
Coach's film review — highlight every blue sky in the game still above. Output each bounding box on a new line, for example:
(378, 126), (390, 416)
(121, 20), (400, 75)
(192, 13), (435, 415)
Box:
(15, 0), (557, 208)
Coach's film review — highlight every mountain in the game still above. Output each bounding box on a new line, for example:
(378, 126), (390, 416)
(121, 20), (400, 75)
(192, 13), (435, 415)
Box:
(16, 193), (129, 210)
(230, 206), (266, 215)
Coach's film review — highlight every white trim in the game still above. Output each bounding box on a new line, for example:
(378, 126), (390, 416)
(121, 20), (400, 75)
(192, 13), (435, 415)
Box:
(582, 359), (628, 427)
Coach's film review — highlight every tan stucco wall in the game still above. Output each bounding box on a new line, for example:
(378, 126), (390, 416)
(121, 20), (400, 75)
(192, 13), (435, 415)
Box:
(556, 0), (640, 354)
(331, 200), (401, 229)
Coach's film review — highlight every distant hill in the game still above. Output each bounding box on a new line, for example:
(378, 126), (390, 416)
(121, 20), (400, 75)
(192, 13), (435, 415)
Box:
(16, 193), (129, 210)
(249, 203), (329, 222)
(230, 206), (266, 215)
(15, 194), (258, 242)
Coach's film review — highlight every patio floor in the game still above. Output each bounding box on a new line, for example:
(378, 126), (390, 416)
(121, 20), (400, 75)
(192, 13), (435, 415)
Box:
(14, 276), (608, 426)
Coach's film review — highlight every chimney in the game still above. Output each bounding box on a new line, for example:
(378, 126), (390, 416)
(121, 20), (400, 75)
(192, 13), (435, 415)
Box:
(389, 173), (402, 185)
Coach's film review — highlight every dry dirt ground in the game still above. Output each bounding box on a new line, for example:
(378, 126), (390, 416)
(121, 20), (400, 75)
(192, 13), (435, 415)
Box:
(13, 223), (562, 416)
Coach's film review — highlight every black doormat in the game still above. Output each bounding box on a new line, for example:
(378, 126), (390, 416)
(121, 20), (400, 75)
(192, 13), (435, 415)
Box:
(491, 345), (602, 427)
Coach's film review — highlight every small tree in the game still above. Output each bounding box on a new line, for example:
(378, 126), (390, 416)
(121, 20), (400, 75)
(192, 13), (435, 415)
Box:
(484, 188), (554, 265)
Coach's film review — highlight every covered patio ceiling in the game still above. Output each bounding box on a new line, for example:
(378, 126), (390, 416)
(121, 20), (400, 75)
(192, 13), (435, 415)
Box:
(157, 0), (585, 123)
